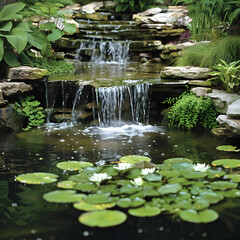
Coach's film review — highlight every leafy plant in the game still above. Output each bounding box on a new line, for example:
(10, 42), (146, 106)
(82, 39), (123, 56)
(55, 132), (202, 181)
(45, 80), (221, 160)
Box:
(114, 0), (163, 13)
(210, 60), (240, 93)
(167, 93), (219, 130)
(14, 96), (45, 131)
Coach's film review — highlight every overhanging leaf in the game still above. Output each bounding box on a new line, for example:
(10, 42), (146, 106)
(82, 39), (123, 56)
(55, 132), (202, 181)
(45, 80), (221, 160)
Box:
(63, 23), (76, 35)
(0, 21), (12, 31)
(0, 2), (25, 21)
(47, 29), (62, 42)
(0, 37), (3, 61)
(5, 29), (27, 53)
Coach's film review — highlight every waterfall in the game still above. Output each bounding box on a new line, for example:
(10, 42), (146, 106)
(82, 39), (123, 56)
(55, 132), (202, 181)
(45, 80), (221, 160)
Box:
(71, 85), (85, 121)
(96, 84), (150, 127)
(76, 40), (130, 64)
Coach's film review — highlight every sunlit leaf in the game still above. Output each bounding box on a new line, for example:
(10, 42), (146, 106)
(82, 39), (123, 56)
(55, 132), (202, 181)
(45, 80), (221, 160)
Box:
(128, 205), (161, 217)
(57, 180), (76, 189)
(212, 159), (240, 168)
(57, 161), (93, 171)
(16, 172), (58, 184)
(120, 155), (151, 164)
(216, 145), (240, 152)
(158, 183), (182, 195)
(74, 201), (116, 211)
(210, 181), (238, 190)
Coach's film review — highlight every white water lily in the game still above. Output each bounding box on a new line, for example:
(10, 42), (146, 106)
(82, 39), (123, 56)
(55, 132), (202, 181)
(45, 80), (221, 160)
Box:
(130, 177), (143, 186)
(89, 173), (112, 184)
(192, 163), (210, 172)
(141, 167), (156, 175)
(113, 162), (133, 171)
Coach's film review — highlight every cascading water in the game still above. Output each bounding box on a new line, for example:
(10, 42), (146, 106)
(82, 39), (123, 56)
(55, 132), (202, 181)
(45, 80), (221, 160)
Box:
(71, 85), (85, 121)
(96, 84), (151, 127)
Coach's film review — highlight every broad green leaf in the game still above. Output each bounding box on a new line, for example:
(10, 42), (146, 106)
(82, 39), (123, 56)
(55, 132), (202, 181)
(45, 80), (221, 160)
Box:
(210, 181), (238, 190)
(212, 159), (240, 168)
(84, 193), (118, 204)
(47, 29), (62, 42)
(13, 21), (32, 32)
(0, 2), (25, 21)
(63, 23), (76, 35)
(79, 210), (127, 227)
(56, 161), (93, 171)
(120, 184), (141, 194)
(16, 172), (58, 184)
(120, 155), (151, 164)
(5, 29), (27, 53)
(158, 183), (182, 195)
(217, 189), (240, 198)
(179, 209), (219, 223)
(0, 21), (12, 31)
(57, 180), (76, 189)
(184, 171), (207, 179)
(225, 174), (240, 182)
(19, 52), (33, 66)
(128, 205), (161, 217)
(74, 201), (116, 211)
(40, 22), (56, 31)
(73, 182), (98, 192)
(163, 158), (193, 166)
(216, 145), (240, 152)
(0, 37), (3, 61)
(207, 169), (225, 179)
(144, 173), (162, 182)
(197, 190), (224, 204)
(117, 198), (131, 208)
(43, 190), (85, 203)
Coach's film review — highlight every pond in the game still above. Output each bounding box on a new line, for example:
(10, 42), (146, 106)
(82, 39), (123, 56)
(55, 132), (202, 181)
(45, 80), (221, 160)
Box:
(1, 63), (240, 240)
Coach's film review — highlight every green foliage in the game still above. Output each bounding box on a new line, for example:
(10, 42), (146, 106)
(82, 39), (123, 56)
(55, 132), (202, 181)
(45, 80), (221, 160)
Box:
(176, 36), (240, 68)
(114, 0), (163, 13)
(168, 93), (219, 130)
(32, 58), (75, 75)
(210, 60), (240, 93)
(13, 96), (45, 131)
(173, 0), (240, 40)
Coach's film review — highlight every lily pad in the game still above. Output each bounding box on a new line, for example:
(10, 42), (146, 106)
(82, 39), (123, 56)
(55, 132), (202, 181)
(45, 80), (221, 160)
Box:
(217, 189), (240, 198)
(216, 145), (240, 152)
(197, 190), (224, 204)
(73, 182), (98, 192)
(74, 201), (116, 211)
(16, 172), (58, 184)
(84, 193), (118, 204)
(57, 181), (76, 189)
(210, 181), (238, 190)
(79, 210), (127, 227)
(128, 205), (161, 217)
(117, 197), (146, 208)
(144, 173), (162, 182)
(120, 155), (151, 164)
(184, 171), (207, 179)
(225, 174), (240, 182)
(212, 159), (240, 168)
(163, 158), (193, 168)
(158, 183), (182, 195)
(43, 190), (85, 203)
(179, 209), (219, 223)
(56, 161), (93, 171)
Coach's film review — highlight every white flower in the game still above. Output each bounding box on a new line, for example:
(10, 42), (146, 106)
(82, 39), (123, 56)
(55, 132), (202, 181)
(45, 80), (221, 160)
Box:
(89, 173), (112, 185)
(141, 167), (156, 175)
(130, 177), (143, 186)
(113, 162), (133, 171)
(192, 163), (210, 172)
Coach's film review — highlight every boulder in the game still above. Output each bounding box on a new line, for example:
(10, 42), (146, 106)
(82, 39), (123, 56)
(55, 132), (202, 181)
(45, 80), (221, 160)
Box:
(0, 82), (32, 97)
(191, 87), (212, 97)
(188, 80), (212, 87)
(206, 90), (240, 114)
(137, 7), (163, 17)
(149, 12), (185, 24)
(160, 66), (211, 79)
(7, 66), (48, 80)
(217, 115), (240, 135)
(168, 6), (188, 13)
(81, 1), (104, 14)
(227, 99), (240, 118)
(75, 12), (109, 21)
(0, 89), (7, 106)
(141, 23), (174, 30)
(211, 127), (236, 139)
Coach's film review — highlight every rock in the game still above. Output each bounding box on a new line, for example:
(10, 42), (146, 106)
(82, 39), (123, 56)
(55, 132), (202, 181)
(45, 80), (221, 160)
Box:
(217, 115), (240, 135)
(63, 4), (81, 12)
(137, 7), (163, 17)
(81, 2), (104, 14)
(160, 66), (211, 79)
(141, 57), (149, 63)
(164, 44), (178, 51)
(79, 111), (93, 120)
(160, 53), (172, 60)
(211, 127), (236, 139)
(104, 1), (117, 10)
(175, 16), (191, 27)
(56, 37), (81, 49)
(168, 6), (188, 13)
(188, 80), (212, 87)
(191, 87), (212, 97)
(139, 52), (153, 59)
(227, 99), (240, 118)
(169, 51), (180, 57)
(152, 58), (161, 63)
(0, 89), (7, 106)
(54, 52), (65, 59)
(206, 90), (240, 114)
(126, 67), (137, 72)
(7, 66), (48, 80)
(85, 102), (97, 110)
(0, 104), (23, 131)
(141, 23), (174, 30)
(0, 82), (33, 97)
(75, 12), (108, 21)
(149, 12), (185, 24)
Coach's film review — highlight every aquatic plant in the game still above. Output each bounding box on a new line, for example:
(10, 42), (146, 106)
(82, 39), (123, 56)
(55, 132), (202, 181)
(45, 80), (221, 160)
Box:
(216, 145), (240, 152)
(167, 93), (219, 130)
(16, 155), (240, 227)
(13, 95), (45, 131)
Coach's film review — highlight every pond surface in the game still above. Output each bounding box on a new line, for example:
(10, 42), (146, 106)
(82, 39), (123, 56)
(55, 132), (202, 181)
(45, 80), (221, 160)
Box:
(1, 62), (240, 240)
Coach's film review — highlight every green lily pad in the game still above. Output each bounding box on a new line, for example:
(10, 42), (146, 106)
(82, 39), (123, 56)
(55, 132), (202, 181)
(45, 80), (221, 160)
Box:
(142, 188), (159, 197)
(120, 155), (151, 164)
(210, 181), (238, 190)
(217, 189), (240, 198)
(207, 169), (225, 179)
(216, 145), (240, 152)
(84, 193), (118, 204)
(79, 210), (127, 227)
(120, 184), (141, 194)
(43, 190), (85, 203)
(144, 173), (162, 182)
(225, 174), (240, 182)
(163, 158), (193, 168)
(57, 181), (76, 189)
(73, 182), (98, 192)
(56, 161), (93, 171)
(74, 201), (116, 211)
(128, 205), (161, 217)
(117, 197), (146, 208)
(179, 209), (219, 223)
(197, 190), (224, 204)
(16, 172), (58, 184)
(184, 171), (207, 179)
(158, 183), (182, 195)
(212, 159), (240, 168)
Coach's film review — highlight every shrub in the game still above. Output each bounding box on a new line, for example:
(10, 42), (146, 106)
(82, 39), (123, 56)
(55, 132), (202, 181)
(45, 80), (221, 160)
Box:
(168, 93), (219, 130)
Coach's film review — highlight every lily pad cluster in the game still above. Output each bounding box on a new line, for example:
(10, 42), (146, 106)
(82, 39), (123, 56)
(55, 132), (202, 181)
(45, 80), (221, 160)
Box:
(16, 156), (240, 227)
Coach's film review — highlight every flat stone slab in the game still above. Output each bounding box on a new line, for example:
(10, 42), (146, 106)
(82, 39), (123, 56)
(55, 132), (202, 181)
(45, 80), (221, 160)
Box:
(217, 115), (240, 135)
(160, 66), (211, 80)
(7, 66), (48, 80)
(207, 90), (240, 114)
(191, 87), (212, 97)
(0, 82), (33, 97)
(227, 99), (240, 118)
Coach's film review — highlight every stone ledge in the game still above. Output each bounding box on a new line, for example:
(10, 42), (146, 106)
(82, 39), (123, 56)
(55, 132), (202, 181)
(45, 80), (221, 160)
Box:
(217, 115), (240, 135)
(0, 82), (33, 97)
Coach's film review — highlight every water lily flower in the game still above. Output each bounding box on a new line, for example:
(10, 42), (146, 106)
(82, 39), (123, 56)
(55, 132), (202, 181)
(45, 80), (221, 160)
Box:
(89, 173), (112, 185)
(113, 162), (133, 171)
(130, 177), (143, 186)
(141, 167), (156, 175)
(192, 163), (210, 172)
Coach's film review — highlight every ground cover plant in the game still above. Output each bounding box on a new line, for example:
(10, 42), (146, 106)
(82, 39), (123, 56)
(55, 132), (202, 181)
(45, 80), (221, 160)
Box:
(16, 155), (240, 227)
